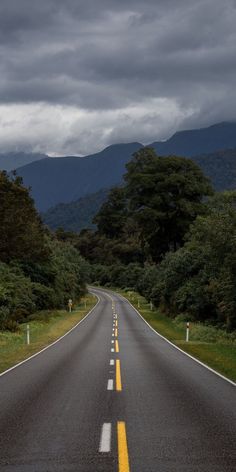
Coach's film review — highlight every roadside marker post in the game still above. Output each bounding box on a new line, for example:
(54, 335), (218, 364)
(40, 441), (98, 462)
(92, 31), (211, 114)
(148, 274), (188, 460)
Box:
(26, 324), (30, 345)
(186, 322), (190, 342)
(68, 299), (73, 313)
(150, 301), (153, 311)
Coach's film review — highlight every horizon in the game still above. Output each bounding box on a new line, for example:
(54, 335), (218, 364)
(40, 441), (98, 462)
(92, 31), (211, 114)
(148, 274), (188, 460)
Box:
(1, 120), (236, 159)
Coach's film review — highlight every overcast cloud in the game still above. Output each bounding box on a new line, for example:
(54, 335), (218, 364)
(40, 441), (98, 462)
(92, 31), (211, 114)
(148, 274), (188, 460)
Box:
(0, 0), (235, 155)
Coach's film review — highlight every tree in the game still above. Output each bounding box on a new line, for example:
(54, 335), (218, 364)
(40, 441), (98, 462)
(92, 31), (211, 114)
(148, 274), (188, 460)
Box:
(124, 148), (213, 261)
(93, 187), (128, 238)
(0, 171), (49, 263)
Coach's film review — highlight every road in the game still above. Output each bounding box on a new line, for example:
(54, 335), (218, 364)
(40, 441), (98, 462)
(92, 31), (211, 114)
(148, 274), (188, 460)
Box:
(0, 287), (235, 471)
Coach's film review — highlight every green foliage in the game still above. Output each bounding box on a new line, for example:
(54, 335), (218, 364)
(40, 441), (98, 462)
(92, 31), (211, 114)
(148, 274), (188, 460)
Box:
(0, 173), (89, 330)
(137, 192), (236, 330)
(0, 171), (49, 263)
(124, 147), (213, 261)
(0, 262), (35, 329)
(94, 187), (128, 238)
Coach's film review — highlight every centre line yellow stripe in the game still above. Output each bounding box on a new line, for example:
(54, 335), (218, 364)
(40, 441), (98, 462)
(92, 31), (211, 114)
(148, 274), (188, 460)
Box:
(115, 320), (118, 327)
(117, 422), (130, 472)
(116, 360), (122, 391)
(115, 328), (118, 337)
(115, 340), (119, 352)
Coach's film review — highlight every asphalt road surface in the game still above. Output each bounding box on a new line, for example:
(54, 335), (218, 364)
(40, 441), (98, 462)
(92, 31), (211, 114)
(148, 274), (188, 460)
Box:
(0, 287), (235, 471)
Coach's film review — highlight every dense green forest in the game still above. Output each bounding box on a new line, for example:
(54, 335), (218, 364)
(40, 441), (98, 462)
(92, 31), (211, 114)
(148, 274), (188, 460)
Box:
(61, 147), (236, 331)
(0, 171), (88, 330)
(2, 146), (236, 333)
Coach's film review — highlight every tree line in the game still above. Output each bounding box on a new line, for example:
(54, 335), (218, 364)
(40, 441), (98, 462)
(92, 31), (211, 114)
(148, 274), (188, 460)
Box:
(0, 171), (88, 330)
(70, 148), (236, 331)
(2, 146), (236, 333)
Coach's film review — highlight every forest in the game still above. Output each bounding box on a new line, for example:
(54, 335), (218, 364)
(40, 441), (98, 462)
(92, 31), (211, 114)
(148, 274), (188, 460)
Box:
(0, 171), (88, 330)
(1, 147), (236, 332)
(71, 148), (236, 331)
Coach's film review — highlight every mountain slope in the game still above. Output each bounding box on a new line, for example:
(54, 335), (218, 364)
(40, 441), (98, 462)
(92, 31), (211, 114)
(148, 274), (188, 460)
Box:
(0, 152), (46, 171)
(15, 122), (236, 212)
(151, 122), (236, 157)
(42, 188), (109, 232)
(16, 143), (143, 211)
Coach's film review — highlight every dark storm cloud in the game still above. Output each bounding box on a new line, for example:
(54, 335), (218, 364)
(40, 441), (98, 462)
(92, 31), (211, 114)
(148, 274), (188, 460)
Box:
(0, 0), (235, 154)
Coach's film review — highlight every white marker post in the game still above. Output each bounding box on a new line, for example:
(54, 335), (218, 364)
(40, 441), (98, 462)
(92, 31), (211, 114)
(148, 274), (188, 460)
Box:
(84, 300), (87, 309)
(26, 324), (30, 345)
(138, 299), (140, 308)
(68, 299), (73, 313)
(186, 322), (190, 342)
(150, 301), (153, 311)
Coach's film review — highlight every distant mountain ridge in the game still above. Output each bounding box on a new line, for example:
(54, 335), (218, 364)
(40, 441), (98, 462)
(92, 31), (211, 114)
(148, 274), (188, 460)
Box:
(14, 121), (236, 212)
(151, 122), (236, 157)
(16, 143), (143, 211)
(0, 152), (47, 171)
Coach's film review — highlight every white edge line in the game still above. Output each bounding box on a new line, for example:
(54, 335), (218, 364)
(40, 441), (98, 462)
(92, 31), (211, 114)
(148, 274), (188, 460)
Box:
(0, 294), (100, 379)
(99, 423), (111, 452)
(93, 287), (236, 387)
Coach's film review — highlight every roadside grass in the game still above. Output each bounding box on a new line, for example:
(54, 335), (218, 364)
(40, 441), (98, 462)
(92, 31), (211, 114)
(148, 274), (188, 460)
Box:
(116, 289), (236, 383)
(0, 293), (97, 374)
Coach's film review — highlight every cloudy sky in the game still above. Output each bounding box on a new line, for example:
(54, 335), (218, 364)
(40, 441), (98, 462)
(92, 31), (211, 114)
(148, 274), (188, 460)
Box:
(0, 0), (235, 156)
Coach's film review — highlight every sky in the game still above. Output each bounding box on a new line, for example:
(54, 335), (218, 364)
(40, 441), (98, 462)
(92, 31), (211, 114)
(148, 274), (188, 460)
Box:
(0, 0), (235, 156)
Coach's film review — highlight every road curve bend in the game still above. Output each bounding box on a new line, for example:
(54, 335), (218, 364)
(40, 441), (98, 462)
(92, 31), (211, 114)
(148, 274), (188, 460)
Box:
(0, 287), (235, 471)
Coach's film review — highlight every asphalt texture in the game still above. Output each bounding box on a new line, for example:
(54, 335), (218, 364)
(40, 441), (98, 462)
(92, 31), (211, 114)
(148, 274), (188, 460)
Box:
(0, 287), (235, 471)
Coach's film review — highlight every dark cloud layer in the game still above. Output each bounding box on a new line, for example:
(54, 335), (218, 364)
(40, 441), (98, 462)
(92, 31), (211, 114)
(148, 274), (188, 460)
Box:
(0, 0), (235, 155)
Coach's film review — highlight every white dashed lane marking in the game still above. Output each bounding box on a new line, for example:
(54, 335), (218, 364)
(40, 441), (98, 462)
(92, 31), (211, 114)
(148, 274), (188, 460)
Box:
(99, 423), (111, 452)
(107, 379), (114, 390)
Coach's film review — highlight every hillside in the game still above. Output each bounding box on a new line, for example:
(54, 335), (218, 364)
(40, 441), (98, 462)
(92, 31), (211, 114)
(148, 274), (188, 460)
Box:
(16, 143), (143, 211)
(15, 122), (236, 211)
(0, 152), (46, 171)
(42, 188), (109, 232)
(151, 122), (236, 157)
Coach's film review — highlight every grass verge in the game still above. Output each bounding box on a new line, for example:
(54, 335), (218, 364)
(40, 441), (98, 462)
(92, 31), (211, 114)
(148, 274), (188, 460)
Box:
(116, 289), (236, 383)
(0, 293), (97, 374)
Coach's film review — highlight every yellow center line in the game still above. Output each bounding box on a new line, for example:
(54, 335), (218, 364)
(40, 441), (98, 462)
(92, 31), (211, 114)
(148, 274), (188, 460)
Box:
(116, 360), (122, 391)
(115, 328), (118, 337)
(115, 340), (119, 352)
(117, 422), (130, 472)
(115, 320), (118, 327)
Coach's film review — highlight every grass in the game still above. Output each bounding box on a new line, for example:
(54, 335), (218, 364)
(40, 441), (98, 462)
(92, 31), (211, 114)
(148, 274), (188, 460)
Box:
(117, 289), (236, 383)
(0, 293), (97, 374)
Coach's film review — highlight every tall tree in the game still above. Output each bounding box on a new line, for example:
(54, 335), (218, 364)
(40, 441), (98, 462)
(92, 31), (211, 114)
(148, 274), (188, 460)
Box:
(124, 148), (213, 261)
(0, 171), (49, 263)
(93, 187), (128, 238)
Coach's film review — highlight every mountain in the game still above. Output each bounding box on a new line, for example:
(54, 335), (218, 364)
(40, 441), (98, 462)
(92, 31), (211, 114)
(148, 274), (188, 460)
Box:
(42, 188), (109, 232)
(0, 152), (46, 171)
(15, 143), (143, 211)
(42, 149), (236, 232)
(193, 149), (236, 192)
(14, 122), (236, 212)
(151, 122), (236, 157)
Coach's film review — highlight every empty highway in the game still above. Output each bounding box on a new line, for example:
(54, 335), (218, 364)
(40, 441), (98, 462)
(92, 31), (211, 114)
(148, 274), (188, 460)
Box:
(0, 287), (235, 471)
